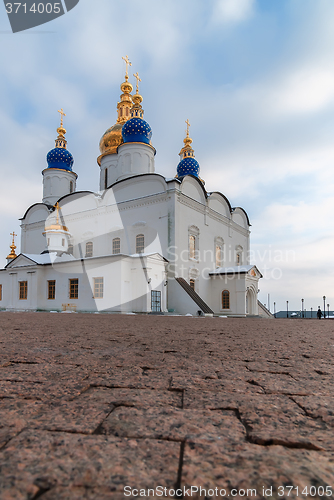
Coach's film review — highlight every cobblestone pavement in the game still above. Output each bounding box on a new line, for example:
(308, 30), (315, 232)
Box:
(0, 313), (334, 499)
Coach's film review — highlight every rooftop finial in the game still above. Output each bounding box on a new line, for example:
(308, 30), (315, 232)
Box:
(185, 118), (191, 138)
(7, 231), (17, 260)
(55, 109), (67, 149)
(58, 108), (66, 128)
(122, 55), (132, 81)
(133, 72), (142, 94)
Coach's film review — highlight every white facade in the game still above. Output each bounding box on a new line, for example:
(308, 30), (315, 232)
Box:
(0, 74), (261, 316)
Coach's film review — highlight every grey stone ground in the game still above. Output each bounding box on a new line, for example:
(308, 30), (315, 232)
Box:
(0, 312), (334, 499)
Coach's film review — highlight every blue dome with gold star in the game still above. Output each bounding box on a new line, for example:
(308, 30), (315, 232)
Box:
(122, 117), (152, 145)
(47, 147), (74, 171)
(177, 157), (200, 178)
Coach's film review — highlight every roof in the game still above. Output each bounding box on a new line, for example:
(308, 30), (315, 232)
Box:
(209, 265), (262, 278)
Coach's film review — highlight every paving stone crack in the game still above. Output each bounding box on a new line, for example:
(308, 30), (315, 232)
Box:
(174, 441), (185, 498)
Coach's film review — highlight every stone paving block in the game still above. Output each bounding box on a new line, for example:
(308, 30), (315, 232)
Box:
(77, 387), (182, 408)
(237, 395), (332, 451)
(181, 441), (334, 499)
(0, 379), (89, 401)
(245, 372), (328, 396)
(99, 407), (246, 443)
(171, 375), (264, 394)
(88, 369), (170, 390)
(183, 390), (240, 410)
(0, 362), (77, 383)
(0, 430), (180, 498)
(292, 396), (334, 427)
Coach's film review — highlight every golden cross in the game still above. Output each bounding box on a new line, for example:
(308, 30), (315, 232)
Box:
(10, 231), (17, 243)
(185, 119), (191, 137)
(133, 72), (141, 93)
(58, 108), (66, 128)
(122, 55), (132, 78)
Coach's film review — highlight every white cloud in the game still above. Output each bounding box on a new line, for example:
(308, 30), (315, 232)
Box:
(213, 0), (255, 24)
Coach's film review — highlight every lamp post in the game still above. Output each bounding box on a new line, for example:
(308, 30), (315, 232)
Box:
(286, 300), (289, 318)
(301, 298), (304, 318)
(310, 307), (313, 319)
(323, 296), (326, 319)
(274, 302), (276, 318)
(327, 304), (330, 319)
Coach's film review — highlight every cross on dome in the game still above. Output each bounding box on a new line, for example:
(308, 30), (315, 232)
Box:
(133, 72), (141, 93)
(122, 55), (132, 80)
(58, 108), (66, 128)
(185, 119), (191, 137)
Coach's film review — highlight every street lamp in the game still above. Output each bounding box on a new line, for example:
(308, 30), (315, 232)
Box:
(274, 302), (276, 318)
(323, 296), (326, 319)
(310, 307), (313, 319)
(327, 304), (330, 319)
(301, 298), (304, 318)
(286, 300), (289, 318)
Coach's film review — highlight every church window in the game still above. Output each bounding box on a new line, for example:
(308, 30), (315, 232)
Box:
(190, 279), (195, 291)
(93, 277), (104, 299)
(216, 245), (222, 268)
(70, 181), (74, 193)
(189, 235), (196, 260)
(188, 226), (199, 261)
(222, 290), (230, 309)
(236, 245), (243, 265)
(47, 238), (50, 246)
(68, 244), (73, 255)
(104, 169), (108, 190)
(48, 280), (56, 300)
(112, 237), (121, 254)
(19, 281), (28, 300)
(69, 279), (79, 299)
(85, 241), (93, 258)
(62, 239), (65, 247)
(136, 234), (145, 253)
(0, 284), (2, 301)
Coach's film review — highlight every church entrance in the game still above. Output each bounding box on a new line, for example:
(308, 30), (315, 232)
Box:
(151, 290), (161, 312)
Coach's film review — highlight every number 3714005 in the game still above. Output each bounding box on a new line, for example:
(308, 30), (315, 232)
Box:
(5, 3), (61, 14)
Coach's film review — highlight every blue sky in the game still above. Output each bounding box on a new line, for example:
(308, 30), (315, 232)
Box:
(0, 0), (333, 312)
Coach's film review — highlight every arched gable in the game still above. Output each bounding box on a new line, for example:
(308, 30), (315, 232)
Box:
(106, 173), (168, 205)
(232, 207), (250, 228)
(180, 175), (207, 205)
(207, 192), (232, 218)
(60, 191), (99, 215)
(20, 203), (50, 224)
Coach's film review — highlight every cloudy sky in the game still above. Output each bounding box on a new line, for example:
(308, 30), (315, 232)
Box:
(0, 0), (333, 312)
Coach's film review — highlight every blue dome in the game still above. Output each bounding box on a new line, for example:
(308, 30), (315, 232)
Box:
(122, 117), (152, 145)
(47, 147), (74, 171)
(177, 157), (200, 178)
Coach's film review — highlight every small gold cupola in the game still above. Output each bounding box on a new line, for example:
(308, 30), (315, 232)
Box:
(6, 231), (17, 262)
(98, 55), (134, 164)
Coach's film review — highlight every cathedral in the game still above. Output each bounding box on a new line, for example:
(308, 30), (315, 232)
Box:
(0, 57), (262, 316)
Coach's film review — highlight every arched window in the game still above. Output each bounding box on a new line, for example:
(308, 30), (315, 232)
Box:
(215, 237), (224, 268)
(188, 225), (199, 261)
(222, 290), (230, 309)
(136, 234), (145, 253)
(236, 245), (243, 265)
(68, 244), (73, 255)
(70, 181), (74, 193)
(190, 279), (195, 291)
(189, 235), (196, 260)
(85, 241), (93, 258)
(112, 237), (121, 254)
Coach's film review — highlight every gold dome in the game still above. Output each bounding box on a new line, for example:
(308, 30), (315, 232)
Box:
(99, 123), (124, 157)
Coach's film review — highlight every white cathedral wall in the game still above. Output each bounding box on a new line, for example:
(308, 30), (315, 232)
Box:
(171, 178), (250, 314)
